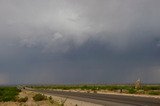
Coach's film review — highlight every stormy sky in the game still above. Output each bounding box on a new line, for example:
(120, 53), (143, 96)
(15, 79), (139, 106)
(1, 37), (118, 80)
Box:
(0, 0), (160, 85)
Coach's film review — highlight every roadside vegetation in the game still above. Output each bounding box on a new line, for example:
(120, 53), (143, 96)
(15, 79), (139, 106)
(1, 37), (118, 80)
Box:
(29, 84), (160, 95)
(0, 87), (21, 102)
(0, 87), (61, 106)
(33, 93), (47, 101)
(17, 96), (28, 102)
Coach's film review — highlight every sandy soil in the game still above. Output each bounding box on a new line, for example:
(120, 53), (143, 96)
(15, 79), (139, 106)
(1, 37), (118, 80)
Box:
(0, 90), (59, 106)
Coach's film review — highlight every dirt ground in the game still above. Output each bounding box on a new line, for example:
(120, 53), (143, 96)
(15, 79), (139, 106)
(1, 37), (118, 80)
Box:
(0, 90), (59, 106)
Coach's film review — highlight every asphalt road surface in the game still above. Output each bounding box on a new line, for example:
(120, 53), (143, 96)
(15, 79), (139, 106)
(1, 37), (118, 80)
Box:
(28, 89), (160, 106)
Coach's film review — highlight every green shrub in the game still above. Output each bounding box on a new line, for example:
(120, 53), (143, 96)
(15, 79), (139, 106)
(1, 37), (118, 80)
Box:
(128, 88), (137, 94)
(141, 85), (160, 91)
(148, 91), (160, 95)
(17, 97), (28, 102)
(0, 87), (21, 102)
(33, 94), (47, 101)
(30, 85), (160, 96)
(2, 96), (15, 102)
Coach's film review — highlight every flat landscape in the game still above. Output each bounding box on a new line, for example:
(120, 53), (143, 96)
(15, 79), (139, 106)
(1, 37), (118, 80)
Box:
(28, 84), (160, 106)
(0, 0), (160, 106)
(30, 84), (160, 96)
(0, 84), (160, 106)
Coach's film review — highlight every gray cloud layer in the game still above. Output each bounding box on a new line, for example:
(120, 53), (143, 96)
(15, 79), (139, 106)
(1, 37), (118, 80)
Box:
(0, 0), (160, 84)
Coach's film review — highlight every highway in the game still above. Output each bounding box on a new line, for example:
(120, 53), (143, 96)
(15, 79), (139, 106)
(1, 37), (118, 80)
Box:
(28, 89), (160, 106)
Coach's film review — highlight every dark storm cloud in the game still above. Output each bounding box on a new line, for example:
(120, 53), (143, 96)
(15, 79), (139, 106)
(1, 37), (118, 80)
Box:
(0, 0), (160, 84)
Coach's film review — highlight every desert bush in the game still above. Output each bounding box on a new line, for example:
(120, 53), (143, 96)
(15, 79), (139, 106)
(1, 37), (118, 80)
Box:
(128, 88), (137, 94)
(148, 91), (160, 95)
(17, 97), (28, 102)
(0, 87), (21, 102)
(33, 93), (47, 101)
(48, 96), (54, 104)
(48, 96), (52, 100)
(141, 86), (160, 91)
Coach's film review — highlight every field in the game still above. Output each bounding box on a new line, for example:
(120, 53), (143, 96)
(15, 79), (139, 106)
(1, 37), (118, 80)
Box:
(29, 84), (160, 95)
